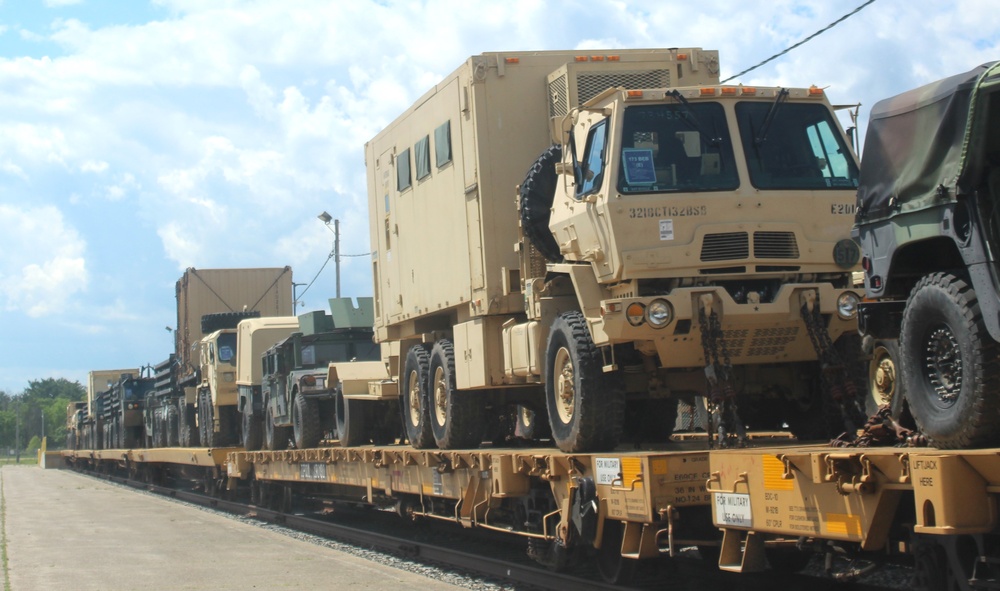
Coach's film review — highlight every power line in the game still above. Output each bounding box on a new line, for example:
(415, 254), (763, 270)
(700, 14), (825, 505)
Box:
(722, 0), (878, 84)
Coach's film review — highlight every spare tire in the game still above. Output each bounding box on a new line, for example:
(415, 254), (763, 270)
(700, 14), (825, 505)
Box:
(519, 145), (564, 263)
(201, 311), (261, 333)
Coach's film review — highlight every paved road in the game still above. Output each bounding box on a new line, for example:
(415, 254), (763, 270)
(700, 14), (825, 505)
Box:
(3, 466), (467, 590)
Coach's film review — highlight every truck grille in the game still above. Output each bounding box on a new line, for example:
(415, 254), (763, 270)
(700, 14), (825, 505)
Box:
(701, 232), (799, 262)
(701, 232), (749, 261)
(753, 231), (799, 259)
(577, 70), (672, 104)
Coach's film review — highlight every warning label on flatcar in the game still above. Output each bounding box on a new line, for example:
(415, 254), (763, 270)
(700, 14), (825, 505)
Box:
(714, 492), (752, 527)
(299, 462), (327, 481)
(594, 457), (622, 485)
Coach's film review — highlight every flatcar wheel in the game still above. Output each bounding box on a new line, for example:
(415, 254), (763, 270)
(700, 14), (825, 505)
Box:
(595, 520), (637, 585)
(911, 539), (948, 591)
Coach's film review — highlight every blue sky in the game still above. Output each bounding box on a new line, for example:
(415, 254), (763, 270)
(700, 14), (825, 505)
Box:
(0, 0), (997, 393)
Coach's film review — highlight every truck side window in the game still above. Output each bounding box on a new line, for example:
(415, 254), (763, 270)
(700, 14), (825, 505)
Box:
(435, 120), (452, 168)
(577, 119), (608, 197)
(396, 148), (412, 191)
(415, 136), (431, 181)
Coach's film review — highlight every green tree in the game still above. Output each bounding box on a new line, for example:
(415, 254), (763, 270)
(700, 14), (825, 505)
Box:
(25, 435), (41, 454)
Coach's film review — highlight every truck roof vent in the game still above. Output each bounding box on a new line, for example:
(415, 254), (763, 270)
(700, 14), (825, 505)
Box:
(577, 69), (671, 105)
(753, 231), (800, 259)
(701, 232), (749, 261)
(547, 66), (673, 119)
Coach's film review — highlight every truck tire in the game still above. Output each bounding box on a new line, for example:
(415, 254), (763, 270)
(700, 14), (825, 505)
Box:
(519, 145), (564, 263)
(200, 311), (260, 334)
(292, 392), (322, 449)
(180, 403), (199, 447)
(900, 272), (1000, 448)
(198, 389), (215, 447)
(336, 388), (368, 447)
(165, 405), (180, 447)
(242, 404), (263, 451)
(265, 403), (291, 450)
(867, 339), (901, 417)
(401, 344), (435, 449)
(545, 311), (625, 452)
(429, 339), (485, 449)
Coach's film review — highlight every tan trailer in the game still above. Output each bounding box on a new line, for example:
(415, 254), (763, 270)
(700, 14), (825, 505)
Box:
(365, 48), (864, 453)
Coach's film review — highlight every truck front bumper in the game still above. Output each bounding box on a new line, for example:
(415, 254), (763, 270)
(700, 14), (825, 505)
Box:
(595, 283), (859, 368)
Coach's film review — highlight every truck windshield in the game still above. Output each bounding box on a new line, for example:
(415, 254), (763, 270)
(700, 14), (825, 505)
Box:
(736, 102), (859, 190)
(617, 103), (739, 194)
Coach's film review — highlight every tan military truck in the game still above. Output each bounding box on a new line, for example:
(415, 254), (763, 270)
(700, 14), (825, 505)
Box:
(367, 48), (864, 452)
(196, 316), (299, 447)
(149, 267), (294, 447)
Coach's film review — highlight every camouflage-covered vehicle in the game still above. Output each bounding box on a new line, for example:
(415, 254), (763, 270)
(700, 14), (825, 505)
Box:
(854, 61), (1000, 448)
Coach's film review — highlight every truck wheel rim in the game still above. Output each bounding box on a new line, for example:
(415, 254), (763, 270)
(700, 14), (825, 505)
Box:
(553, 347), (575, 423)
(433, 367), (447, 426)
(407, 369), (422, 426)
(923, 325), (962, 405)
(869, 346), (895, 408)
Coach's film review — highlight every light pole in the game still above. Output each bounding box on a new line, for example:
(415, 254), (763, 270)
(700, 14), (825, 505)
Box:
(317, 211), (341, 298)
(292, 282), (306, 309)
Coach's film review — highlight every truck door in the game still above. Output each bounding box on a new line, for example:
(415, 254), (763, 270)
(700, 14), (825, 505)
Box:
(375, 147), (403, 319)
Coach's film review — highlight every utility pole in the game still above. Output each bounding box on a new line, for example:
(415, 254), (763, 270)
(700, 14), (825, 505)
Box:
(15, 400), (19, 464)
(334, 218), (341, 298)
(317, 211), (341, 298)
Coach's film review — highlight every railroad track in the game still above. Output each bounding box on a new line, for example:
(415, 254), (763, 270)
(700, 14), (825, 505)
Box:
(65, 463), (912, 591)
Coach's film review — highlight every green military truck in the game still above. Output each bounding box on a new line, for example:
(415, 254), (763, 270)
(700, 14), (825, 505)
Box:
(855, 61), (1000, 448)
(247, 298), (380, 450)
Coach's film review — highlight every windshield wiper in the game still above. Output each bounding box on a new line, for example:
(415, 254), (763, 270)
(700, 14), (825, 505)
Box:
(666, 90), (721, 147)
(754, 88), (789, 145)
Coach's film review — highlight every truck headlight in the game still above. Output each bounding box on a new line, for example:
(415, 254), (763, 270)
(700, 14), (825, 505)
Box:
(626, 302), (646, 326)
(645, 299), (673, 328)
(837, 292), (860, 320)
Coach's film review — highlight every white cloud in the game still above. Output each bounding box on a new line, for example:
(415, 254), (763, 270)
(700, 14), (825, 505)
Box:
(0, 204), (88, 317)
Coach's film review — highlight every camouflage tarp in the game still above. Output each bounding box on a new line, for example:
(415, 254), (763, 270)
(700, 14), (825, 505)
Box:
(856, 61), (1000, 223)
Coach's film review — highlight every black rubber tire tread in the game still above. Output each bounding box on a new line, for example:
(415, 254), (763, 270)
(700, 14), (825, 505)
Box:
(336, 389), (368, 447)
(264, 403), (292, 451)
(165, 405), (180, 447)
(429, 339), (486, 449)
(544, 310), (625, 452)
(292, 392), (322, 449)
(181, 403), (199, 447)
(242, 404), (263, 451)
(200, 311), (260, 334)
(198, 389), (215, 447)
(519, 145), (564, 263)
(401, 344), (435, 449)
(899, 272), (1000, 448)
